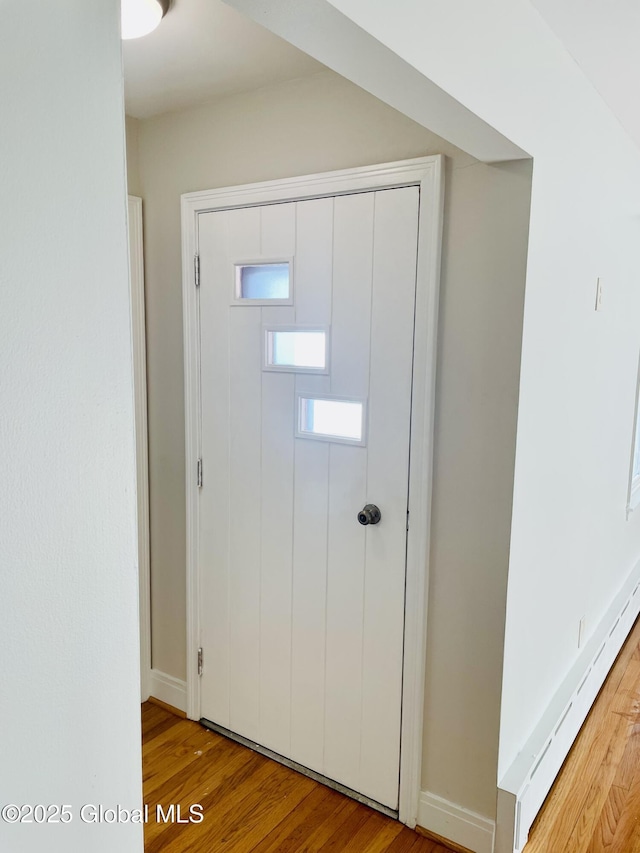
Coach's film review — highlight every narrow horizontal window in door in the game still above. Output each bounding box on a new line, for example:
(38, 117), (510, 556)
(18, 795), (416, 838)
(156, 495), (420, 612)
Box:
(264, 327), (328, 373)
(234, 260), (292, 303)
(296, 395), (366, 445)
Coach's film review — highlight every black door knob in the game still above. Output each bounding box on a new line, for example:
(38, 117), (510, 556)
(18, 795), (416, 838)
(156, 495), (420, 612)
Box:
(358, 504), (381, 526)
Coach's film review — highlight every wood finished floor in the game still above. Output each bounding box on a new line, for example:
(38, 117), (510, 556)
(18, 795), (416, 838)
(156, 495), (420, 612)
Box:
(143, 616), (640, 853)
(525, 615), (640, 852)
(142, 703), (451, 853)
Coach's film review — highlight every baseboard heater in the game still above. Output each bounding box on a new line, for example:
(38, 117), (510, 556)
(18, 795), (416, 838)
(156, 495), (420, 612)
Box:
(496, 564), (640, 853)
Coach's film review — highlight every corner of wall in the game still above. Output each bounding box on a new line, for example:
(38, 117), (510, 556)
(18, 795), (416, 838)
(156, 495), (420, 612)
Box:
(125, 114), (142, 197)
(418, 791), (496, 853)
(149, 670), (188, 713)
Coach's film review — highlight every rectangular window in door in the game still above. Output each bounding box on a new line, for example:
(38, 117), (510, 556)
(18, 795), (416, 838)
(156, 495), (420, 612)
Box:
(263, 326), (329, 374)
(296, 394), (367, 446)
(233, 259), (293, 305)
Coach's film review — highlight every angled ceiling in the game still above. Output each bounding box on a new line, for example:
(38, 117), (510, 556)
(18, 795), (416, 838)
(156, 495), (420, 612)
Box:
(123, 0), (324, 119)
(124, 0), (640, 158)
(530, 0), (640, 150)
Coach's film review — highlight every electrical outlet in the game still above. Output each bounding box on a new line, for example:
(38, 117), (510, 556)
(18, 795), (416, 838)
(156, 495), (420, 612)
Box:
(595, 278), (603, 311)
(578, 616), (586, 649)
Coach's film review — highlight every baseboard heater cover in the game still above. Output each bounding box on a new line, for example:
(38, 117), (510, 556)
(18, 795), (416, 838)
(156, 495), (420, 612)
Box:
(497, 563), (640, 853)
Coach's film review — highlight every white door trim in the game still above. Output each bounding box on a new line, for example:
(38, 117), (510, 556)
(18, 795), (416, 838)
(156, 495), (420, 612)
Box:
(181, 155), (444, 827)
(128, 195), (151, 703)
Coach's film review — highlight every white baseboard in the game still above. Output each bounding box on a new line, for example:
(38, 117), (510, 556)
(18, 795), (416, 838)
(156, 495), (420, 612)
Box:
(418, 791), (495, 853)
(497, 559), (640, 853)
(149, 669), (187, 713)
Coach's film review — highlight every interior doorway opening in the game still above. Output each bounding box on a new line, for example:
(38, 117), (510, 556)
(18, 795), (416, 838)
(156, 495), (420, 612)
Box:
(123, 2), (533, 850)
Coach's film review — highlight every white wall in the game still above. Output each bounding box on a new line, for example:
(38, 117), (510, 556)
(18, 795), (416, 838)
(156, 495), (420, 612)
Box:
(132, 68), (532, 819)
(126, 115), (142, 196)
(0, 3), (142, 852)
(424, 159), (531, 817)
(317, 0), (640, 788)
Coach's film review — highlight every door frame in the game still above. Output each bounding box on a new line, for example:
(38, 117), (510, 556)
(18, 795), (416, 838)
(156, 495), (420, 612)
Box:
(128, 195), (152, 704)
(181, 155), (444, 827)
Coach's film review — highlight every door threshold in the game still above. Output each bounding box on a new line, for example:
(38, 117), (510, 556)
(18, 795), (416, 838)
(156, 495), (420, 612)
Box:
(199, 717), (399, 819)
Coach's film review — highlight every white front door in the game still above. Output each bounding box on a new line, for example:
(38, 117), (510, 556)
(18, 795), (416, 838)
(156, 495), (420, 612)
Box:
(197, 186), (419, 811)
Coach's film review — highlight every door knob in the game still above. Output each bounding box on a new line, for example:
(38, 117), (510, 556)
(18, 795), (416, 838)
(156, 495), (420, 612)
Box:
(358, 504), (381, 526)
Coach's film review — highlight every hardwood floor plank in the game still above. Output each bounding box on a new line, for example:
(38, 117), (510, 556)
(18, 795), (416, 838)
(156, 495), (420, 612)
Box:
(143, 715), (209, 757)
(314, 806), (374, 852)
(147, 735), (258, 805)
(611, 724), (640, 791)
(333, 810), (404, 853)
(410, 840), (441, 853)
(267, 794), (361, 853)
(143, 706), (184, 744)
(362, 818), (406, 853)
(192, 767), (316, 853)
(610, 658), (640, 794)
(143, 715), (184, 744)
(384, 826), (437, 852)
(601, 777), (640, 853)
(142, 722), (222, 774)
(142, 703), (173, 736)
(583, 783), (627, 853)
(556, 711), (630, 852)
(145, 734), (247, 800)
(248, 786), (341, 853)
(145, 750), (270, 848)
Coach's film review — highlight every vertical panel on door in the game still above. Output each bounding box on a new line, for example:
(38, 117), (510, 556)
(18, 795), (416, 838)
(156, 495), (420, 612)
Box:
(323, 192), (374, 793)
(199, 209), (232, 729)
(361, 187), (420, 808)
(258, 203), (296, 755)
(227, 206), (263, 741)
(290, 197), (333, 772)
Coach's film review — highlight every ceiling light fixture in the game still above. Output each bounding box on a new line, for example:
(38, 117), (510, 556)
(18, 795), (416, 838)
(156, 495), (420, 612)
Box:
(121, 0), (171, 40)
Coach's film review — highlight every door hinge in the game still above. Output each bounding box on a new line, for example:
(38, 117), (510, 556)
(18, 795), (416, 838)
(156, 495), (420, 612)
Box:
(406, 510), (410, 532)
(197, 458), (203, 488)
(197, 647), (203, 677)
(194, 254), (200, 288)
